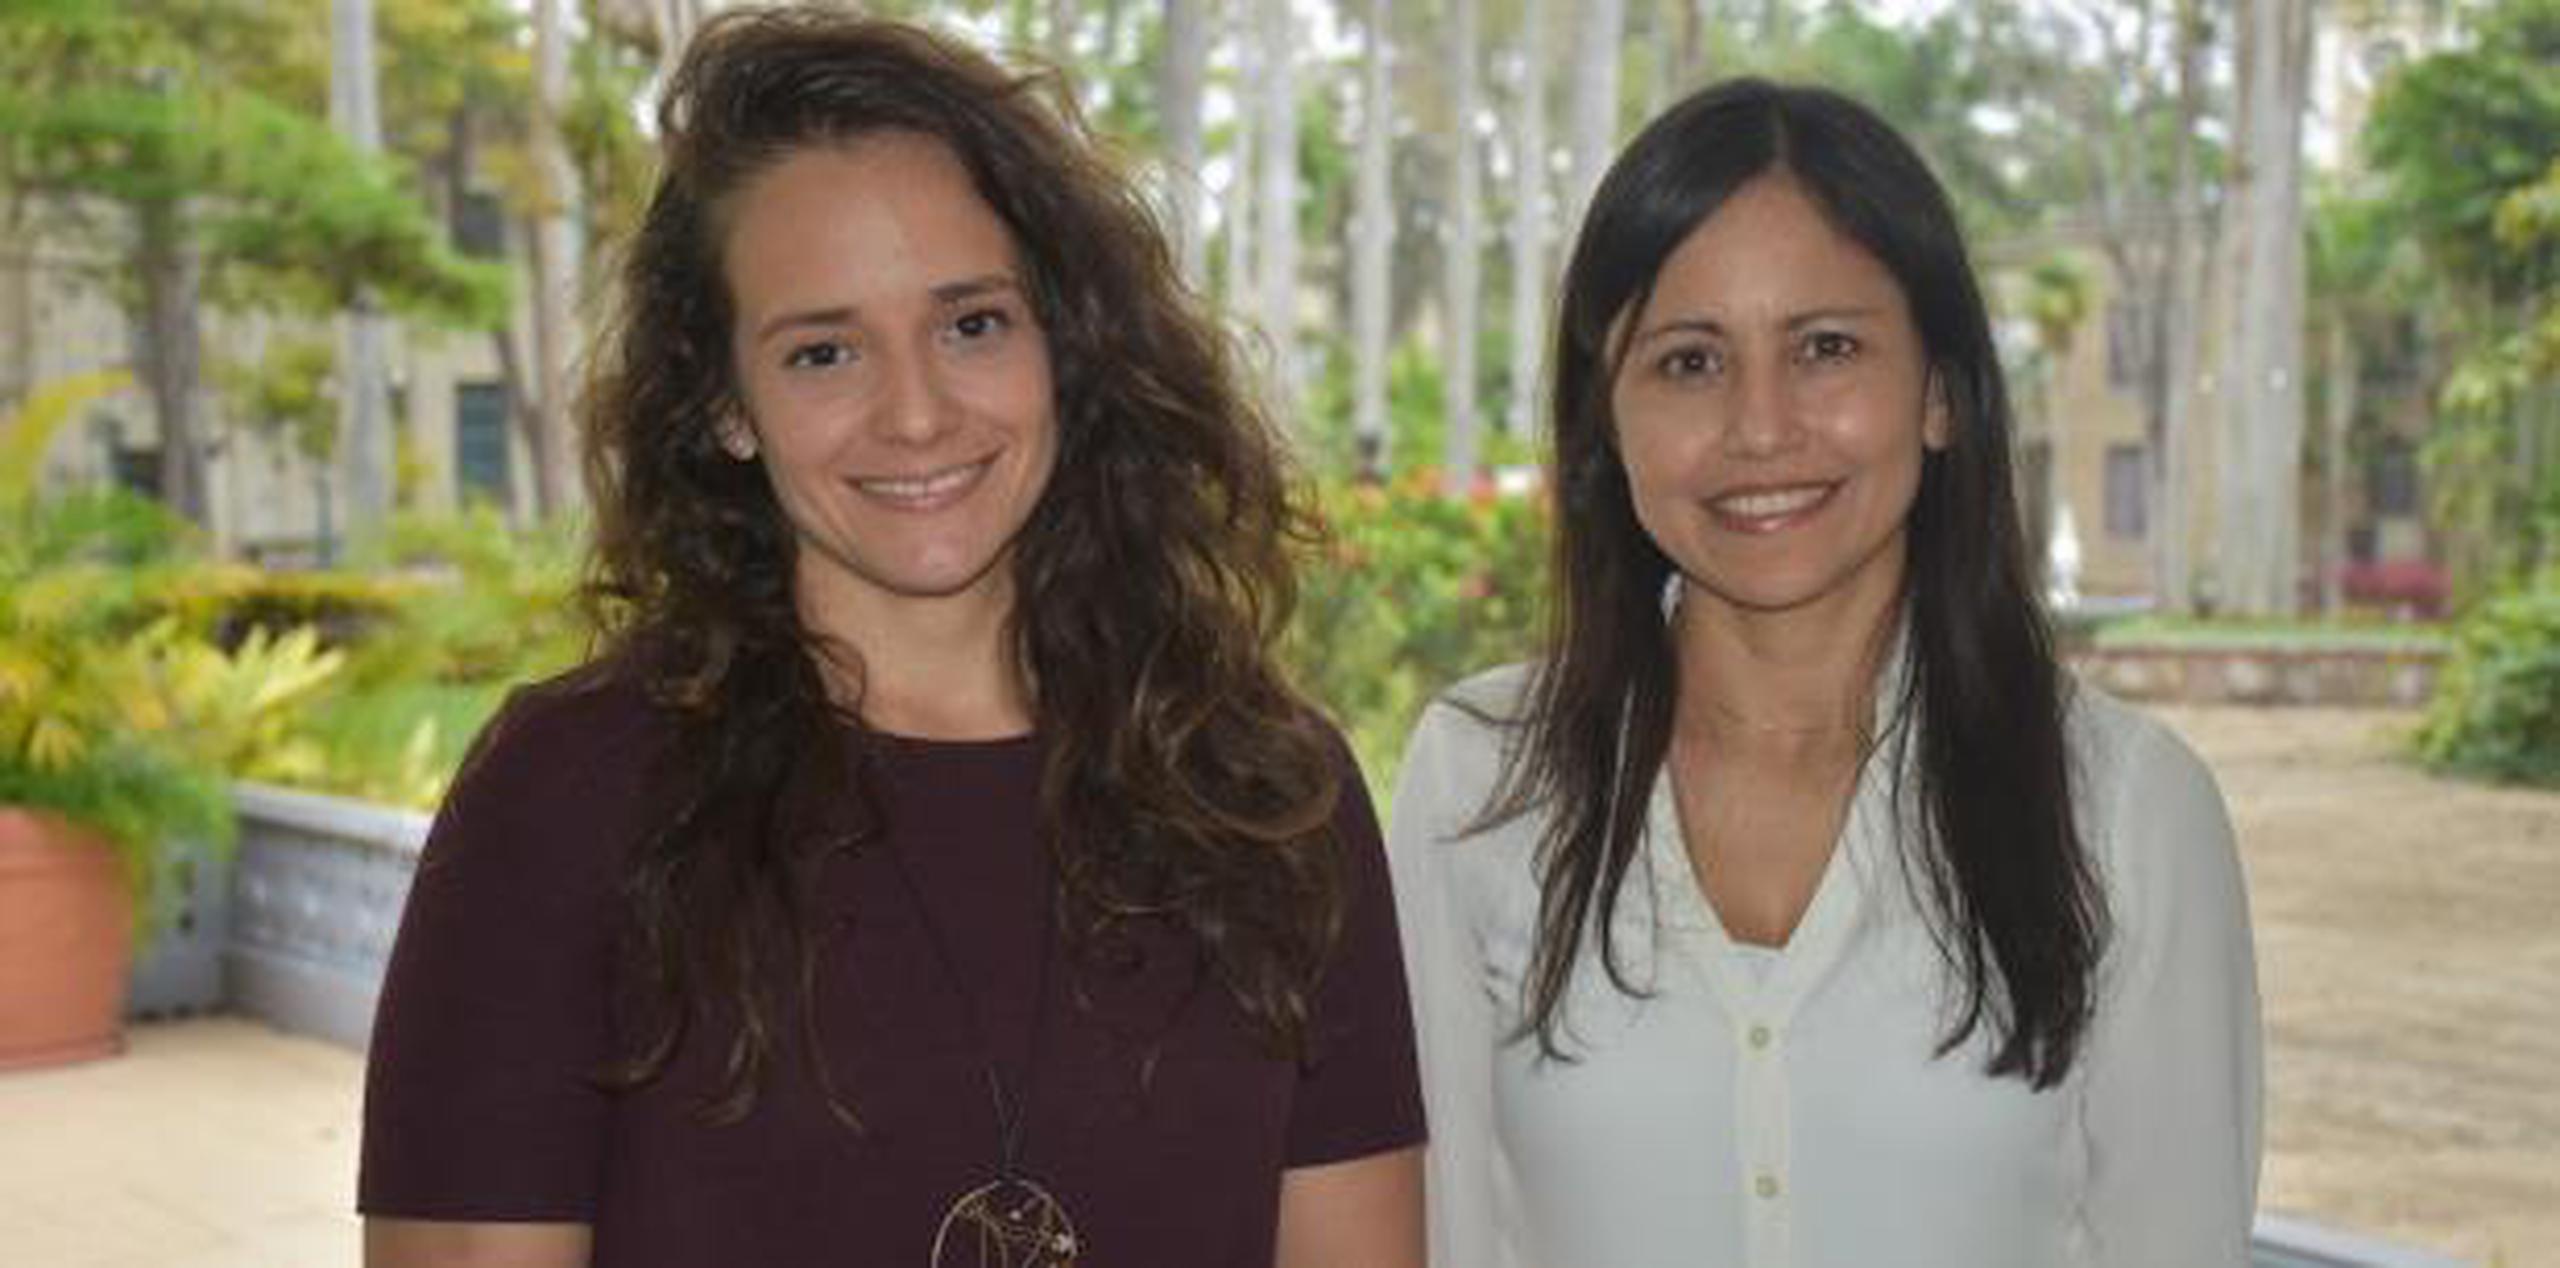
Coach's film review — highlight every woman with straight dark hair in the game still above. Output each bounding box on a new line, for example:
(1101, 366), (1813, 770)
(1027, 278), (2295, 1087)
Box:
(1389, 77), (2258, 1268)
(358, 9), (1423, 1267)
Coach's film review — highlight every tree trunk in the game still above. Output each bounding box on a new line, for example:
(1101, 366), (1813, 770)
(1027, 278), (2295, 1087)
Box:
(1047, 0), (1077, 69)
(1674, 0), (1706, 94)
(1254, 0), (1300, 419)
(2, 195), (34, 413)
(1567, 0), (1624, 224)
(1351, 0), (1394, 476)
(332, 0), (392, 541)
(650, 0), (707, 79)
(1507, 0), (1552, 440)
(2322, 318), (2356, 615)
(1222, 27), (1256, 317)
(2151, 0), (2210, 614)
(1443, 0), (1484, 495)
(1156, 0), (1210, 285)
(2220, 0), (2312, 615)
(529, 0), (582, 519)
(134, 202), (208, 527)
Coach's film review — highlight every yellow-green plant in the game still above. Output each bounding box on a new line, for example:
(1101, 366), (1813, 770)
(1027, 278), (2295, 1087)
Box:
(1, 376), (345, 919)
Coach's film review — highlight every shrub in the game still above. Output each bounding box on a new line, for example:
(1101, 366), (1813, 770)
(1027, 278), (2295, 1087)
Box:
(1289, 477), (1549, 798)
(2417, 570), (2560, 787)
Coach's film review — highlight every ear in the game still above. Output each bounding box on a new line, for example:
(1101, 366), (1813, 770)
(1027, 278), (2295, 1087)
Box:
(1921, 372), (1954, 451)
(715, 409), (759, 461)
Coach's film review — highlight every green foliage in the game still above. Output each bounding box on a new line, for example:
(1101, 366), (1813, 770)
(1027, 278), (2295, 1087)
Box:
(2418, 569), (2560, 787)
(2362, 0), (2560, 294)
(0, 370), (130, 502)
(2361, 0), (2560, 594)
(215, 337), (337, 462)
(1288, 478), (1549, 795)
(0, 484), (341, 921)
(285, 507), (587, 806)
(0, 1), (510, 327)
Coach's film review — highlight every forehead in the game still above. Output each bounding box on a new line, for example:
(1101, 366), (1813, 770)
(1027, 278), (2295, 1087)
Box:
(1643, 173), (1904, 312)
(719, 131), (1020, 307)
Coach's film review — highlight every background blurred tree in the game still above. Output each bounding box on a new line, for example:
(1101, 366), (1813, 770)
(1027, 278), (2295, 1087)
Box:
(0, 0), (506, 530)
(2364, 0), (2560, 592)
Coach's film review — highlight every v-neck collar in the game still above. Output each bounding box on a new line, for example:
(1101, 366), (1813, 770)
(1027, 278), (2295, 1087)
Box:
(1636, 627), (1916, 1024)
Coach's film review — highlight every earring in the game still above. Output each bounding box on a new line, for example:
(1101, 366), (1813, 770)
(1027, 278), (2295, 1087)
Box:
(1659, 571), (1683, 623)
(716, 418), (758, 461)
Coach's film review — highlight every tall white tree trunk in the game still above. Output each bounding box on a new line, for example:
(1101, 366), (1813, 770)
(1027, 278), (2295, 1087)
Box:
(136, 205), (209, 527)
(1506, 0), (1552, 442)
(2321, 318), (2357, 615)
(1222, 27), (1256, 318)
(1351, 0), (1394, 474)
(1255, 0), (1300, 419)
(650, 0), (707, 79)
(1567, 0), (1624, 225)
(1156, 0), (1210, 285)
(2153, 0), (2211, 613)
(1048, 0), (1077, 69)
(530, 0), (582, 519)
(1443, 0), (1484, 494)
(332, 0), (391, 542)
(2219, 0), (2312, 615)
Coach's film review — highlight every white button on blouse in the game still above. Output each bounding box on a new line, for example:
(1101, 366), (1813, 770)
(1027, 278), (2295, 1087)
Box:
(1386, 662), (2262, 1268)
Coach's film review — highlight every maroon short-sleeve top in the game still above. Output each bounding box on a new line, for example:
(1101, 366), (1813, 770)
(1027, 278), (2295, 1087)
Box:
(359, 666), (1424, 1266)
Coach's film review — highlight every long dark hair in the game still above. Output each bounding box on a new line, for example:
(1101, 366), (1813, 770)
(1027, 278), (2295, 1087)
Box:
(579, 7), (1345, 1122)
(1489, 77), (2104, 1088)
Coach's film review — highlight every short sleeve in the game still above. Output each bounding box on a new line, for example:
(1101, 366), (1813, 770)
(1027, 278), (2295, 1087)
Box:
(358, 676), (655, 1221)
(2078, 706), (2263, 1267)
(1281, 737), (1429, 1167)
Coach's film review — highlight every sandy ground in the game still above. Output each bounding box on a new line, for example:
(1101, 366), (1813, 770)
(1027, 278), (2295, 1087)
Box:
(2159, 706), (2560, 1268)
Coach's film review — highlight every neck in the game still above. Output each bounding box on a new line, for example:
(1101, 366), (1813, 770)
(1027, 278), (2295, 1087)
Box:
(796, 570), (1033, 741)
(1670, 577), (1900, 755)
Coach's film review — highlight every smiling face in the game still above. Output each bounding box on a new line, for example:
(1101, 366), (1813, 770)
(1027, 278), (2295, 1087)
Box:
(1611, 172), (1949, 627)
(720, 131), (1058, 642)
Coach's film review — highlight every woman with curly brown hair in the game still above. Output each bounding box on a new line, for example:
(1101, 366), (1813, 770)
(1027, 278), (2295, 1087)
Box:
(357, 10), (1424, 1268)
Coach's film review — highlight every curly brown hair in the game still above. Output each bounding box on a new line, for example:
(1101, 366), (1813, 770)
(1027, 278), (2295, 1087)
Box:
(578, 6), (1346, 1125)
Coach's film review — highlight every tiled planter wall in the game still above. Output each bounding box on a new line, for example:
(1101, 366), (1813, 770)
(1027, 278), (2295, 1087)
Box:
(125, 781), (426, 1049)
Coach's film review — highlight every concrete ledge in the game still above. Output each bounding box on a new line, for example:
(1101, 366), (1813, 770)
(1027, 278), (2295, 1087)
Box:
(2073, 644), (2444, 707)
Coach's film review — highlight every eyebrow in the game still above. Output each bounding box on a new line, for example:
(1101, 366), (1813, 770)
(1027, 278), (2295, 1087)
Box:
(751, 273), (1023, 342)
(1630, 305), (1886, 345)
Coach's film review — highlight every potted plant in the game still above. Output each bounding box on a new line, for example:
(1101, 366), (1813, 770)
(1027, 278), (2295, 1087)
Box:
(0, 374), (340, 1069)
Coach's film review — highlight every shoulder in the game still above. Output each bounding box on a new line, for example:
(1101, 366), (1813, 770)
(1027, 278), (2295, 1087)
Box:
(449, 656), (678, 806)
(2063, 680), (2226, 839)
(1403, 662), (1535, 770)
(421, 656), (681, 893)
(2062, 677), (2246, 937)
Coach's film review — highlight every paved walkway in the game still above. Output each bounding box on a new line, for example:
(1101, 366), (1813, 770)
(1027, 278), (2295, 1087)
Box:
(0, 1019), (360, 1268)
(0, 706), (2552, 1267)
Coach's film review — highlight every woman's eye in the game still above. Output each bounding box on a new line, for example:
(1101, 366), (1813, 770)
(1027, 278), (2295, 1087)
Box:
(1801, 330), (1860, 364)
(1656, 346), (1720, 379)
(783, 340), (853, 370)
(950, 307), (1013, 342)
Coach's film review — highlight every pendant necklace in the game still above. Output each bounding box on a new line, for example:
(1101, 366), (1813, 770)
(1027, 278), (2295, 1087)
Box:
(884, 838), (1081, 1268)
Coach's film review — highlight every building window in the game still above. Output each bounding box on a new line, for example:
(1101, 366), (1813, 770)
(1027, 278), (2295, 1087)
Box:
(2105, 299), (2148, 391)
(2368, 437), (2419, 517)
(455, 382), (511, 507)
(2104, 443), (2147, 540)
(452, 190), (507, 260)
(2018, 437), (2052, 556)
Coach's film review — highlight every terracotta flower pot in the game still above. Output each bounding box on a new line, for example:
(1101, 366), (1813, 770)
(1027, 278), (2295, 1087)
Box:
(0, 809), (135, 1071)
